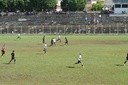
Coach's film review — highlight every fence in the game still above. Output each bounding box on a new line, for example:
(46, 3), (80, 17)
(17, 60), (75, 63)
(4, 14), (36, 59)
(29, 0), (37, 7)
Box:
(0, 24), (128, 34)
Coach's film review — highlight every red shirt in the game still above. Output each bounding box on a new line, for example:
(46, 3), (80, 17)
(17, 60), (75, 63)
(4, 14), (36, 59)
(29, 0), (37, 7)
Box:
(2, 47), (5, 51)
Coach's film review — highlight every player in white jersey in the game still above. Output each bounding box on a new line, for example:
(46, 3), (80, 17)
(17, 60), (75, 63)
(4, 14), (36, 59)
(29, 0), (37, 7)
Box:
(75, 53), (84, 68)
(17, 33), (21, 39)
(43, 43), (47, 54)
(57, 34), (61, 42)
(53, 38), (56, 46)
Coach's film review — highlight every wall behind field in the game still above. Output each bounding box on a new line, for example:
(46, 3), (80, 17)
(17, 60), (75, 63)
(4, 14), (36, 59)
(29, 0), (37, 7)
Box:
(0, 13), (128, 34)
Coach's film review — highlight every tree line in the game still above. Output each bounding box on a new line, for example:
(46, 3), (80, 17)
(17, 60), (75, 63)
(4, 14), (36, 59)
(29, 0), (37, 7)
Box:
(0, 0), (57, 12)
(0, 0), (86, 12)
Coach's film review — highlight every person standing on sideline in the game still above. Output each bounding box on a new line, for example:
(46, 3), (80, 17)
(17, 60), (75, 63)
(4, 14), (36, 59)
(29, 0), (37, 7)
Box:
(124, 53), (128, 66)
(1, 44), (5, 56)
(8, 50), (16, 64)
(43, 43), (47, 54)
(65, 37), (68, 45)
(42, 35), (45, 44)
(57, 34), (61, 42)
(75, 53), (84, 68)
(17, 33), (21, 39)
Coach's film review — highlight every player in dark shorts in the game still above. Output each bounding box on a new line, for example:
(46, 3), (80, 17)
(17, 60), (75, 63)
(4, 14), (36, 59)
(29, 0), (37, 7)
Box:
(57, 34), (61, 42)
(17, 33), (21, 39)
(50, 38), (53, 46)
(1, 44), (5, 56)
(8, 50), (16, 64)
(75, 53), (84, 68)
(42, 35), (45, 44)
(65, 37), (68, 45)
(124, 53), (128, 66)
(43, 43), (47, 54)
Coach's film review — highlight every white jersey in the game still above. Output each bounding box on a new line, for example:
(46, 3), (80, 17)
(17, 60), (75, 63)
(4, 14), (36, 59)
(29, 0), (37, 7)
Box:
(78, 54), (82, 61)
(58, 35), (60, 39)
(18, 34), (20, 37)
(53, 38), (56, 43)
(44, 43), (47, 49)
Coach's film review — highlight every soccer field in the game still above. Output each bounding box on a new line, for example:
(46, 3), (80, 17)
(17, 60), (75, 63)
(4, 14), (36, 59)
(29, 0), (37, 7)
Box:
(0, 34), (128, 85)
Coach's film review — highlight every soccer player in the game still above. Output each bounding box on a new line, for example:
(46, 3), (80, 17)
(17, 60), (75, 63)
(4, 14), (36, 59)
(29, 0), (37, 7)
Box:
(124, 53), (128, 66)
(17, 33), (21, 39)
(42, 35), (45, 44)
(8, 50), (16, 64)
(1, 44), (5, 56)
(75, 53), (84, 68)
(50, 38), (53, 46)
(43, 43), (47, 54)
(57, 34), (61, 42)
(53, 38), (56, 46)
(65, 37), (68, 45)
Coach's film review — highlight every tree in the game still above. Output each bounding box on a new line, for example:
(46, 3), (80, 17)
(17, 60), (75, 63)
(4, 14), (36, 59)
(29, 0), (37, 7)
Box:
(15, 0), (25, 11)
(61, 0), (68, 11)
(27, 0), (45, 11)
(22, 0), (30, 11)
(0, 0), (56, 12)
(91, 0), (105, 11)
(42, 0), (57, 11)
(3, 0), (29, 12)
(61, 0), (86, 11)
(76, 0), (86, 11)
(0, 0), (5, 11)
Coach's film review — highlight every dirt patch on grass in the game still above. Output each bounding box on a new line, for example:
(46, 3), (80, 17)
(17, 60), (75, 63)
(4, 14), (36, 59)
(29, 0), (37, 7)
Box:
(0, 73), (33, 82)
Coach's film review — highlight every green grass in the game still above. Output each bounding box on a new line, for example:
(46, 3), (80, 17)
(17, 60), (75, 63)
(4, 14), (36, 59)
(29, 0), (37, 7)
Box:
(0, 34), (128, 85)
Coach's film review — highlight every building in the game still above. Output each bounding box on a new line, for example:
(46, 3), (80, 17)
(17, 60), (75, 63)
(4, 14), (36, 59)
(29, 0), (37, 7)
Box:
(113, 0), (128, 14)
(86, 0), (97, 11)
(103, 0), (114, 7)
(56, 0), (63, 12)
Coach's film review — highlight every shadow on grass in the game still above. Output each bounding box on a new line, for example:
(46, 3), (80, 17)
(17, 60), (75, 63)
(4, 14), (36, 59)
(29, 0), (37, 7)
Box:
(115, 64), (124, 66)
(48, 45), (52, 47)
(60, 45), (65, 46)
(3, 63), (9, 64)
(66, 66), (76, 68)
(36, 53), (44, 55)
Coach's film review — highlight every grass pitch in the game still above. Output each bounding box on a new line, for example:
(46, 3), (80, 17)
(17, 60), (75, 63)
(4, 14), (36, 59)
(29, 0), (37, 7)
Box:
(0, 34), (128, 85)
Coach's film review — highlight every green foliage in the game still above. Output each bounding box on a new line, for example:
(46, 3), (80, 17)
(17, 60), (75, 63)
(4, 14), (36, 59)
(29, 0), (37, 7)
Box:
(42, 0), (57, 11)
(68, 0), (77, 11)
(0, 0), (56, 12)
(77, 0), (86, 11)
(91, 1), (105, 11)
(62, 0), (86, 11)
(0, 0), (86, 12)
(61, 0), (68, 11)
(0, 0), (8, 11)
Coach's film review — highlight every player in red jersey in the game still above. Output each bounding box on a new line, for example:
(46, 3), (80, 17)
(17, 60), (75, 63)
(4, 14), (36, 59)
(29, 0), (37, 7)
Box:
(1, 44), (5, 56)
